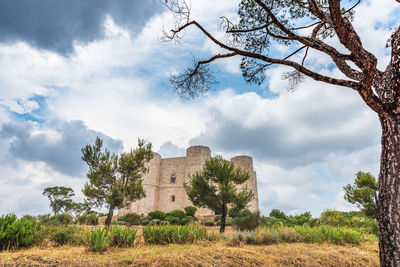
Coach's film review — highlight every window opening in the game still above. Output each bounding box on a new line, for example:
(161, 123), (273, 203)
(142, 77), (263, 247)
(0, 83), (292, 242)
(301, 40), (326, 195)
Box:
(170, 174), (176, 183)
(171, 195), (175, 202)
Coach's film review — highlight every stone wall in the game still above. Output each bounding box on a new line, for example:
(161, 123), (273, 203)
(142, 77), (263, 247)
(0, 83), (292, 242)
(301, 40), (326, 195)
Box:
(119, 146), (259, 216)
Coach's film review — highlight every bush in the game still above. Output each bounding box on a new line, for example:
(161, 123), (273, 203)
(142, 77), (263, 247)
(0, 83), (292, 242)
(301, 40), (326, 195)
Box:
(201, 219), (214, 226)
(148, 211), (166, 220)
(85, 227), (109, 253)
(0, 214), (41, 250)
(165, 216), (180, 225)
(118, 213), (141, 226)
(150, 219), (161, 225)
(21, 215), (36, 222)
(166, 210), (186, 220)
(109, 226), (138, 247)
(233, 209), (260, 231)
(141, 219), (150, 226)
(184, 206), (197, 217)
(269, 209), (287, 220)
(38, 214), (51, 224)
(181, 216), (194, 225)
(85, 213), (99, 226)
(76, 214), (87, 225)
(142, 224), (207, 245)
(51, 227), (77, 246)
(43, 214), (73, 226)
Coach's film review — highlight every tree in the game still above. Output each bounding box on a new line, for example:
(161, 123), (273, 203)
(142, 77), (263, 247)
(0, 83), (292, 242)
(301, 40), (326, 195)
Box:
(184, 156), (254, 233)
(42, 186), (75, 215)
(269, 209), (287, 220)
(343, 171), (378, 219)
(81, 137), (153, 226)
(160, 0), (400, 264)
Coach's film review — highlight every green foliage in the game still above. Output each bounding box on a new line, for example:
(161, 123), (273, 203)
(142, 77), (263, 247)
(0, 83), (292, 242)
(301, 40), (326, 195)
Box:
(181, 216), (195, 225)
(111, 220), (126, 226)
(230, 226), (375, 246)
(85, 227), (109, 253)
(166, 210), (185, 220)
(0, 214), (41, 250)
(319, 210), (378, 234)
(76, 214), (87, 225)
(42, 186), (75, 215)
(51, 227), (77, 246)
(148, 210), (166, 220)
(85, 213), (99, 225)
(165, 216), (180, 225)
(228, 207), (239, 219)
(21, 214), (36, 222)
(81, 137), (153, 225)
(150, 219), (161, 225)
(269, 209), (287, 220)
(233, 209), (260, 231)
(109, 226), (138, 247)
(185, 156), (254, 232)
(41, 214), (73, 226)
(201, 219), (215, 226)
(184, 206), (197, 217)
(343, 171), (378, 218)
(118, 213), (141, 226)
(142, 224), (207, 245)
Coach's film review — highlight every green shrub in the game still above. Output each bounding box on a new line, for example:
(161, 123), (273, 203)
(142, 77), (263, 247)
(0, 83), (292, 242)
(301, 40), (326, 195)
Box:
(0, 214), (41, 250)
(181, 216), (194, 225)
(141, 219), (150, 226)
(21, 215), (36, 222)
(184, 206), (197, 217)
(150, 219), (161, 225)
(225, 217), (234, 226)
(166, 210), (186, 220)
(85, 227), (109, 253)
(201, 219), (214, 226)
(233, 209), (260, 231)
(38, 214), (51, 224)
(109, 227), (138, 247)
(148, 211), (166, 220)
(51, 227), (77, 246)
(142, 224), (207, 245)
(294, 225), (366, 245)
(76, 214), (87, 225)
(85, 213), (98, 226)
(269, 209), (287, 220)
(118, 213), (141, 226)
(165, 216), (180, 225)
(160, 221), (170, 226)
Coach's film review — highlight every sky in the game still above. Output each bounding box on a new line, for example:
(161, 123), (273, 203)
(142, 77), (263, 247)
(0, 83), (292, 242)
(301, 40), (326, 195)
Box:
(0, 0), (399, 217)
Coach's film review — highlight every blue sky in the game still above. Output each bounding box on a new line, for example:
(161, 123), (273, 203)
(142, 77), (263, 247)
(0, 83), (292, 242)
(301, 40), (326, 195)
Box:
(0, 0), (399, 217)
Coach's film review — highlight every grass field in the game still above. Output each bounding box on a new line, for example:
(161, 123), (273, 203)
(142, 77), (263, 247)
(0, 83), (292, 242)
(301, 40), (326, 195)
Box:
(0, 240), (379, 266)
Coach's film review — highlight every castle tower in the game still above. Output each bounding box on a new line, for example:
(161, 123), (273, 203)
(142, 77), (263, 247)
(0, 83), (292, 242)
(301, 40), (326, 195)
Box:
(184, 146), (213, 216)
(231, 156), (259, 212)
(125, 152), (162, 215)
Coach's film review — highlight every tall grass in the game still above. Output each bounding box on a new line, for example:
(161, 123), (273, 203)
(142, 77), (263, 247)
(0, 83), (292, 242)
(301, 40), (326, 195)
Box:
(231, 226), (376, 246)
(85, 227), (109, 252)
(142, 224), (207, 245)
(109, 227), (138, 247)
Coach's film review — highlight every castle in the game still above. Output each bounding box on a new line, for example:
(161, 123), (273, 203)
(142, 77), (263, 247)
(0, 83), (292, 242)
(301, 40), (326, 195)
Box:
(119, 145), (259, 217)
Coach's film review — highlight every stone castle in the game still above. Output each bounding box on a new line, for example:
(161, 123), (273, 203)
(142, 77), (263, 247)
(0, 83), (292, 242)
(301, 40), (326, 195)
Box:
(119, 145), (259, 217)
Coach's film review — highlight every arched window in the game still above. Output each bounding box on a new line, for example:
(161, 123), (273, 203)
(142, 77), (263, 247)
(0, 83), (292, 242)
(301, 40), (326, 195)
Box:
(171, 195), (175, 202)
(170, 174), (176, 183)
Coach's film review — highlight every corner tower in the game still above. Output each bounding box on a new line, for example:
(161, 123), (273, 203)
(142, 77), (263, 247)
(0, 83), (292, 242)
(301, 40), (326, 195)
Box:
(231, 155), (259, 212)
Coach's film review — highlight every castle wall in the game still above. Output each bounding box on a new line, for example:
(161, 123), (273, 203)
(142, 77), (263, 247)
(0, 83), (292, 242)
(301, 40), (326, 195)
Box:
(119, 146), (259, 217)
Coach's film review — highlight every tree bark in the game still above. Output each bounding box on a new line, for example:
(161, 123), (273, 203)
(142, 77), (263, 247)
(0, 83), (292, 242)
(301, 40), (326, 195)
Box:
(378, 115), (400, 266)
(104, 205), (115, 226)
(220, 204), (227, 233)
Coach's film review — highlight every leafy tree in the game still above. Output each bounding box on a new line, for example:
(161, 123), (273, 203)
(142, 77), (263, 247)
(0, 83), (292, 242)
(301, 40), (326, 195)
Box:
(160, 0), (400, 264)
(42, 186), (75, 215)
(81, 137), (153, 226)
(185, 156), (254, 232)
(269, 209), (287, 220)
(344, 171), (378, 219)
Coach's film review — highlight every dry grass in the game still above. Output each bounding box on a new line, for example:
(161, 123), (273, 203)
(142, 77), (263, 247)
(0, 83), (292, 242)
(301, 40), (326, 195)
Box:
(0, 241), (378, 267)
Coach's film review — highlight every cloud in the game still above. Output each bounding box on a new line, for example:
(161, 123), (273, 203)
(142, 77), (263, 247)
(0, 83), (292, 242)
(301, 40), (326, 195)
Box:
(1, 120), (123, 176)
(158, 141), (186, 158)
(0, 0), (162, 56)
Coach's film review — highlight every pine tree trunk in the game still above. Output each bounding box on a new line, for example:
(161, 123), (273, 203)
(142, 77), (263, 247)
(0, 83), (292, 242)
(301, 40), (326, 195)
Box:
(104, 205), (115, 226)
(220, 204), (227, 233)
(378, 115), (400, 266)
